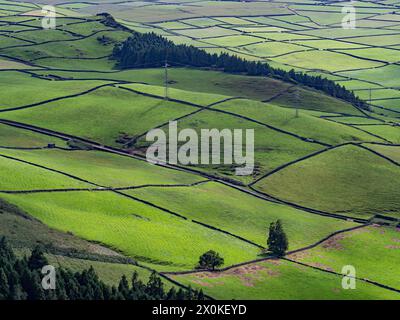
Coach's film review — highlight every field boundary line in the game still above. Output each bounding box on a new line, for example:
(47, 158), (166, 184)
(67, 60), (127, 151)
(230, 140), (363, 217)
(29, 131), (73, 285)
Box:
(0, 148), (265, 248)
(356, 143), (400, 167)
(0, 180), (211, 194)
(0, 118), (368, 224)
(119, 85), (331, 147)
(161, 224), (368, 276)
(283, 258), (400, 295)
(248, 185), (368, 224)
(0, 83), (119, 113)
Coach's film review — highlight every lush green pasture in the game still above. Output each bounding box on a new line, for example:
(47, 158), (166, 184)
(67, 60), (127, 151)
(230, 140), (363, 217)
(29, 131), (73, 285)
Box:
(0, 71), (109, 109)
(0, 148), (205, 187)
(32, 68), (295, 102)
(365, 144), (400, 164)
(119, 83), (229, 106)
(271, 50), (384, 72)
(33, 56), (116, 70)
(2, 30), (129, 61)
(289, 225), (400, 289)
(141, 107), (321, 182)
(343, 35), (400, 46)
(175, 26), (239, 39)
(356, 89), (400, 101)
(0, 34), (31, 48)
(338, 65), (400, 88)
(0, 58), (34, 69)
(337, 47), (400, 63)
(201, 35), (260, 47)
(326, 116), (384, 125)
(128, 181), (356, 249)
(295, 27), (397, 39)
(237, 41), (307, 57)
(15, 29), (79, 43)
(0, 194), (165, 287)
(0, 191), (259, 270)
(0, 123), (67, 147)
(60, 20), (114, 36)
(372, 99), (400, 111)
(214, 98), (380, 144)
(296, 40), (367, 50)
(1, 86), (197, 146)
(357, 125), (400, 143)
(269, 85), (365, 116)
(0, 154), (91, 190)
(254, 145), (400, 218)
(172, 258), (400, 299)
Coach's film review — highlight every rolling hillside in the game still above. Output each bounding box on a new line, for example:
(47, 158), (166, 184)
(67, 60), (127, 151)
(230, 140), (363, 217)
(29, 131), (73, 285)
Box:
(0, 0), (399, 300)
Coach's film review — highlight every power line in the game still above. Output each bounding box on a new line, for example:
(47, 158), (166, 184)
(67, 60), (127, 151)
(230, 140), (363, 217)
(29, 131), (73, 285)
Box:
(164, 58), (169, 100)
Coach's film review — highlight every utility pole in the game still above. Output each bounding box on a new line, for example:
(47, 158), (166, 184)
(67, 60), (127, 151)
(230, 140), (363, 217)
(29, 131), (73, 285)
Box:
(369, 88), (372, 106)
(164, 59), (169, 100)
(294, 88), (300, 118)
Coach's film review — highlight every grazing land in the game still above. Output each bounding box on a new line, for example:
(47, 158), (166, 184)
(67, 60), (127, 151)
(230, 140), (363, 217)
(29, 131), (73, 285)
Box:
(0, 0), (399, 300)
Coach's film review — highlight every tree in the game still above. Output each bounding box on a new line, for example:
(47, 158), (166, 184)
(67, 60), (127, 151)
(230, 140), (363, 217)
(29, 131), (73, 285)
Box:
(146, 271), (165, 299)
(267, 220), (289, 257)
(197, 250), (224, 270)
(117, 275), (130, 299)
(0, 268), (9, 299)
(28, 245), (48, 270)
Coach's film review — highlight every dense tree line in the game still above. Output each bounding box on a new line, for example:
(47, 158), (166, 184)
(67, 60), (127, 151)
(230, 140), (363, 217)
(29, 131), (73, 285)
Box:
(0, 237), (204, 300)
(112, 32), (368, 110)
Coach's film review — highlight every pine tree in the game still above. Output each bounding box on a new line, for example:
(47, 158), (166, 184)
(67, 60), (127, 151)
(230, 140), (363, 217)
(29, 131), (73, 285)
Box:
(28, 246), (48, 271)
(0, 267), (9, 299)
(146, 271), (165, 299)
(118, 275), (130, 299)
(267, 219), (289, 256)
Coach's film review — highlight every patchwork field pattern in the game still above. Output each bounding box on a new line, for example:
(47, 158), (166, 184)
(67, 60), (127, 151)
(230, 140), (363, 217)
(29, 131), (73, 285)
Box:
(0, 0), (399, 300)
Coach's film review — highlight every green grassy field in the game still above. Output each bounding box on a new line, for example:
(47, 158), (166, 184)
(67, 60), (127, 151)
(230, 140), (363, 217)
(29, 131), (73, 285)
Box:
(0, 0), (399, 300)
(0, 71), (110, 110)
(0, 154), (92, 190)
(127, 181), (356, 249)
(289, 225), (400, 289)
(0, 123), (67, 147)
(1, 86), (197, 147)
(136, 105), (322, 183)
(254, 145), (400, 218)
(0, 197), (173, 287)
(0, 148), (205, 187)
(171, 258), (400, 300)
(365, 144), (400, 164)
(0, 191), (260, 270)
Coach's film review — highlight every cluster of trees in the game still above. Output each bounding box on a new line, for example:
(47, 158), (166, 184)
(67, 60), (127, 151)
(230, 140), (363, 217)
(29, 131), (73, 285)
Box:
(112, 32), (367, 110)
(0, 237), (204, 300)
(196, 220), (288, 271)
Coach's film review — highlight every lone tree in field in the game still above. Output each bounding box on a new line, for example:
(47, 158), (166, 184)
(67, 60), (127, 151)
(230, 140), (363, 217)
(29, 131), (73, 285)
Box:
(267, 220), (289, 257)
(197, 250), (224, 270)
